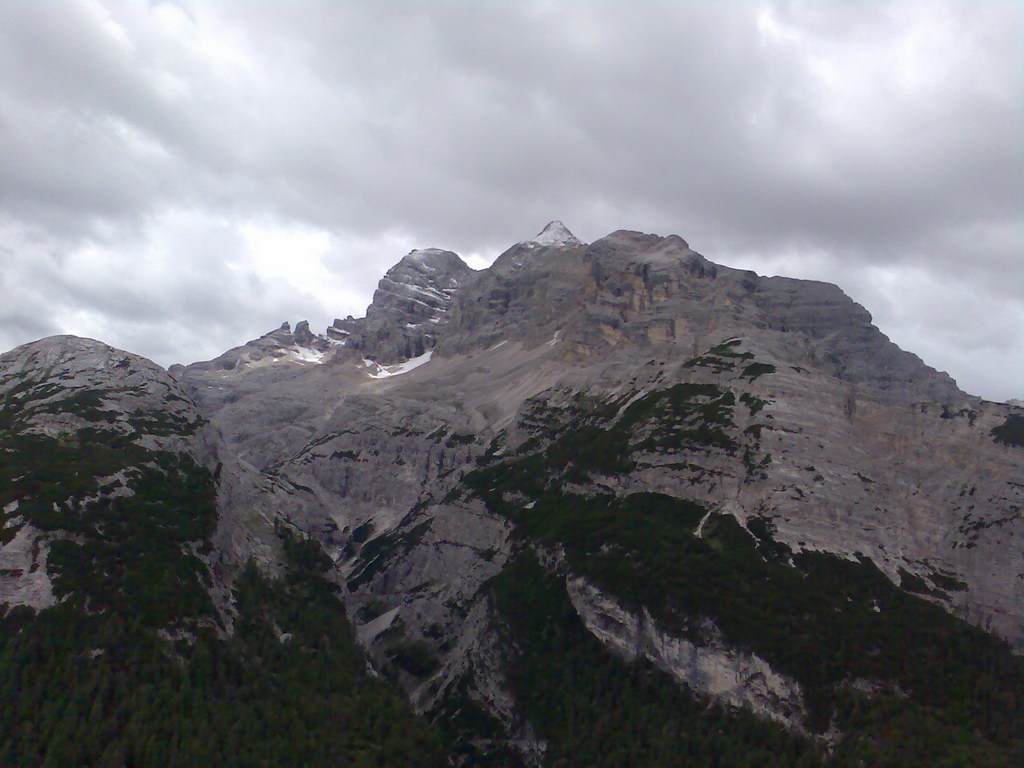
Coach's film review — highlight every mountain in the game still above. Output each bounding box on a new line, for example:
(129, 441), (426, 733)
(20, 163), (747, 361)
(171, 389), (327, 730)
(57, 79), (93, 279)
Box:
(2, 222), (1022, 766)
(0, 335), (443, 766)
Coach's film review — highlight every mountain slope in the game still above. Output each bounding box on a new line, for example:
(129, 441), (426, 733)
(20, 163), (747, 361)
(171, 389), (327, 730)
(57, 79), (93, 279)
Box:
(0, 336), (443, 767)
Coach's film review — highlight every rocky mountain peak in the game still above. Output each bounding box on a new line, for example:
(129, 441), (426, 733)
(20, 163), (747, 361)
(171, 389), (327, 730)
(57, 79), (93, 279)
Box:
(241, 321), (332, 357)
(484, 221), (585, 281)
(398, 247), (469, 272)
(526, 219), (583, 248)
(1, 335), (171, 395)
(293, 320), (316, 347)
(331, 247), (474, 365)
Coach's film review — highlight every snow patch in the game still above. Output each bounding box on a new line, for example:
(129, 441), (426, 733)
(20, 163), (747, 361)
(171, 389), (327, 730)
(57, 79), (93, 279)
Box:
(233, 344), (326, 370)
(695, 509), (713, 538)
(546, 330), (562, 346)
(292, 346), (324, 364)
(395, 282), (446, 301)
(367, 350), (434, 379)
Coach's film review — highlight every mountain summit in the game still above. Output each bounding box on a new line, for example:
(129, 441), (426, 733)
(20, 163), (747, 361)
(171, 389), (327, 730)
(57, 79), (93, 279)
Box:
(2, 224), (1022, 766)
(525, 219), (583, 247)
(330, 247), (473, 365)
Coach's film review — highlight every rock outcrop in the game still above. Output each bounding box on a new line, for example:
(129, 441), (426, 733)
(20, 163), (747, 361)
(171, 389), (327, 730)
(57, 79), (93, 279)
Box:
(1, 334), (206, 453)
(567, 575), (806, 727)
(332, 248), (474, 364)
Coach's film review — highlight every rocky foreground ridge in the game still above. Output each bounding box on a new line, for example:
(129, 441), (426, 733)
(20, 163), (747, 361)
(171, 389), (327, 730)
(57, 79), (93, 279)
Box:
(2, 222), (1023, 766)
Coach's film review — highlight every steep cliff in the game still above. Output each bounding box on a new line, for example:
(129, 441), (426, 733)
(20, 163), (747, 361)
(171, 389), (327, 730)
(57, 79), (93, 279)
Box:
(332, 248), (474, 364)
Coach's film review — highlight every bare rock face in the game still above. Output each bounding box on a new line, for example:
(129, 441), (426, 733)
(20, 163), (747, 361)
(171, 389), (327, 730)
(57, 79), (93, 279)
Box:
(0, 335), (205, 453)
(0, 515), (56, 611)
(753, 276), (961, 403)
(167, 320), (362, 469)
(440, 231), (589, 355)
(169, 320), (341, 411)
(566, 575), (806, 727)
(333, 248), (474, 364)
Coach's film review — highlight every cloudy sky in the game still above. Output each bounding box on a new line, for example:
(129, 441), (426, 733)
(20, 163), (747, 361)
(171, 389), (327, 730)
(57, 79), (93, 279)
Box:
(1, 0), (1020, 401)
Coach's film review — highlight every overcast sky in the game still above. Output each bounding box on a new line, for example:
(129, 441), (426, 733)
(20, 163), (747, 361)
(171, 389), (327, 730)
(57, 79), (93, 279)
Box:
(1, 0), (1020, 401)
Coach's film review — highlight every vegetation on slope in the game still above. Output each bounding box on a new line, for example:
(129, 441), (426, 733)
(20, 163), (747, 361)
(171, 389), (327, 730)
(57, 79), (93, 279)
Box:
(0, 429), (217, 627)
(0, 530), (444, 767)
(0, 403), (443, 767)
(463, 343), (1024, 766)
(469, 485), (1024, 765)
(991, 413), (1024, 447)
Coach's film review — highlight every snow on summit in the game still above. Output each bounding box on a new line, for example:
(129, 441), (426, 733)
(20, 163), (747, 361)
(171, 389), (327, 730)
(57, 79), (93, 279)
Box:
(525, 220), (583, 248)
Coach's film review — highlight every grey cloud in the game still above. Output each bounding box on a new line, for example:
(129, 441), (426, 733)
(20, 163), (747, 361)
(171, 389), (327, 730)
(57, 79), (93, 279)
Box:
(0, 0), (1019, 399)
